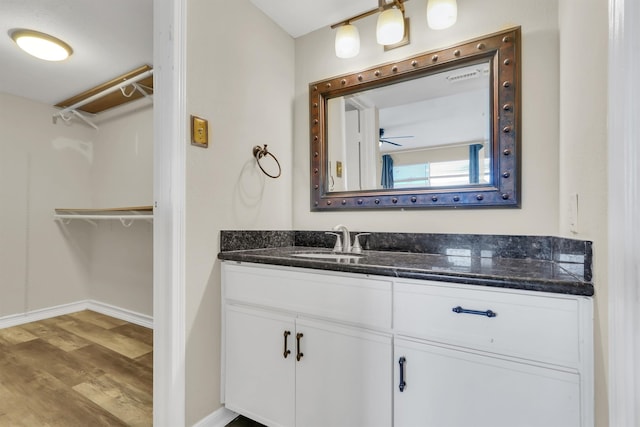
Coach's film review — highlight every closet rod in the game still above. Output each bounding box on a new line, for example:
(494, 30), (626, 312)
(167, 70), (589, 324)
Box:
(53, 69), (154, 127)
(54, 213), (153, 227)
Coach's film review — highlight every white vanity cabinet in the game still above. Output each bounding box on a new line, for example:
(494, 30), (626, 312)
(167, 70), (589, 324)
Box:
(393, 280), (593, 427)
(221, 262), (593, 427)
(225, 305), (296, 427)
(222, 263), (393, 427)
(394, 338), (581, 427)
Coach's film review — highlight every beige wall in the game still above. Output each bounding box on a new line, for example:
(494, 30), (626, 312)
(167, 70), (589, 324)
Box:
(558, 0), (609, 425)
(89, 106), (154, 316)
(292, 0), (608, 424)
(185, 0), (295, 424)
(182, 0), (608, 423)
(0, 92), (154, 319)
(91, 107), (153, 208)
(0, 92), (93, 316)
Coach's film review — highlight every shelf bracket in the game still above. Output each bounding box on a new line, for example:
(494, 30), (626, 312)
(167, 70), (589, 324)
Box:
(119, 217), (134, 228)
(71, 110), (98, 130)
(53, 68), (154, 129)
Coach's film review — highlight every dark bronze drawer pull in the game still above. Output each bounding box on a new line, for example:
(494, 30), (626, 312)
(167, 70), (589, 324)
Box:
(398, 356), (407, 392)
(296, 332), (304, 361)
(452, 306), (497, 318)
(283, 330), (291, 359)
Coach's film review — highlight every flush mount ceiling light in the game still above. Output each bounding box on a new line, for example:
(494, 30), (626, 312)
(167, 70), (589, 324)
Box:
(10, 29), (73, 61)
(426, 0), (458, 30)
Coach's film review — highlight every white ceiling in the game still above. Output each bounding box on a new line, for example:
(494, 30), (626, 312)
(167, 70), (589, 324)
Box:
(346, 62), (491, 153)
(249, 0), (377, 38)
(0, 0), (379, 107)
(0, 0), (153, 106)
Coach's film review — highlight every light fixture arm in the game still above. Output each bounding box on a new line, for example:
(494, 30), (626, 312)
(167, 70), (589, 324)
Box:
(380, 0), (405, 13)
(330, 0), (407, 29)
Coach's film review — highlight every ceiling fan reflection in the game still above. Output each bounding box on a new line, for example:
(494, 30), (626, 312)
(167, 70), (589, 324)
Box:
(379, 128), (414, 147)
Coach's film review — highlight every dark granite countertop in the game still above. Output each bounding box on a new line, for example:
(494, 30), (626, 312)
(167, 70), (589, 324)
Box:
(218, 243), (594, 297)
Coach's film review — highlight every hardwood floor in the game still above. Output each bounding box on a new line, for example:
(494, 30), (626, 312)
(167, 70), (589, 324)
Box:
(0, 310), (152, 426)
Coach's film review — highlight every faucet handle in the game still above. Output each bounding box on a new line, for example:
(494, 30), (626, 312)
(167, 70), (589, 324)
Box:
(325, 232), (343, 252)
(351, 233), (370, 254)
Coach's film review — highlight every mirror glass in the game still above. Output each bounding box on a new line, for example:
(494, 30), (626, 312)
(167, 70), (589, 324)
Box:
(326, 60), (491, 192)
(309, 27), (520, 210)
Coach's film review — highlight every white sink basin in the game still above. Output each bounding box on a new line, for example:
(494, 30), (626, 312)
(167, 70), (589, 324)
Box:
(291, 253), (362, 261)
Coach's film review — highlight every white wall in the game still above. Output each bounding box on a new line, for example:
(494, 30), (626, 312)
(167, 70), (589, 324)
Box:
(293, 0), (560, 233)
(558, 0), (609, 425)
(89, 106), (154, 316)
(185, 0), (294, 424)
(0, 92), (93, 317)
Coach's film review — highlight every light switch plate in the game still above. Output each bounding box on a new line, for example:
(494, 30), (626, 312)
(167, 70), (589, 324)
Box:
(568, 192), (579, 234)
(191, 115), (208, 148)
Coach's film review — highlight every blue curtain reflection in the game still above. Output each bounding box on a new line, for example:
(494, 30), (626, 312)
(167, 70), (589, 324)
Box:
(469, 144), (483, 184)
(381, 154), (394, 189)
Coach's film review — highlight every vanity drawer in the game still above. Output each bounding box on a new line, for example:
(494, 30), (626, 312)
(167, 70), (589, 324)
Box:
(223, 263), (392, 329)
(394, 281), (582, 367)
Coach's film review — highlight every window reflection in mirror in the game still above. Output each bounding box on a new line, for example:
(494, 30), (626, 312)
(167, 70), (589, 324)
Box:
(326, 61), (491, 193)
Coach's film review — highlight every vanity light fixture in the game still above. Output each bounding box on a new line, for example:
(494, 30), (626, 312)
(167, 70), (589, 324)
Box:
(335, 23), (360, 59)
(330, 0), (458, 58)
(376, 5), (405, 45)
(426, 0), (457, 30)
(331, 0), (409, 59)
(9, 29), (73, 61)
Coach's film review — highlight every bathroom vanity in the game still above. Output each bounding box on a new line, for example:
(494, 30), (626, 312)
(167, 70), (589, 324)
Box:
(218, 231), (594, 427)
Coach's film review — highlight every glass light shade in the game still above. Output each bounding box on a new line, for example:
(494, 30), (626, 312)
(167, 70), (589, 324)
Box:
(376, 8), (405, 45)
(10, 29), (72, 61)
(427, 0), (458, 30)
(335, 24), (360, 59)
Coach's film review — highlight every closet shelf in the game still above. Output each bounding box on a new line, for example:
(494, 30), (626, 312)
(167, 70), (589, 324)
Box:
(54, 206), (153, 227)
(53, 65), (153, 130)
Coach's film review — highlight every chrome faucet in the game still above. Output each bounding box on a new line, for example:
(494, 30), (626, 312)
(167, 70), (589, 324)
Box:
(333, 224), (351, 253)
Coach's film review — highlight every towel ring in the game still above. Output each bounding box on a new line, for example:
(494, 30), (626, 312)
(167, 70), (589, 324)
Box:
(253, 144), (281, 179)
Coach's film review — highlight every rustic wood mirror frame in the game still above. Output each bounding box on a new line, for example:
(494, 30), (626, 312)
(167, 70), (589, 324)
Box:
(309, 27), (521, 210)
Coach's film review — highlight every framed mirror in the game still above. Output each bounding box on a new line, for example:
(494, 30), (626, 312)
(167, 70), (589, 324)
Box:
(309, 27), (520, 210)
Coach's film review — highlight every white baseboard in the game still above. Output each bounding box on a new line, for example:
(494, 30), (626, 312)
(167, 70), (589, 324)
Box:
(0, 300), (153, 329)
(192, 406), (238, 427)
(86, 300), (153, 329)
(0, 301), (88, 329)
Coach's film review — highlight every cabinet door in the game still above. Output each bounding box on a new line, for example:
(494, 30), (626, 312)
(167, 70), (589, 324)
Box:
(225, 305), (295, 427)
(394, 338), (581, 427)
(295, 318), (392, 427)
